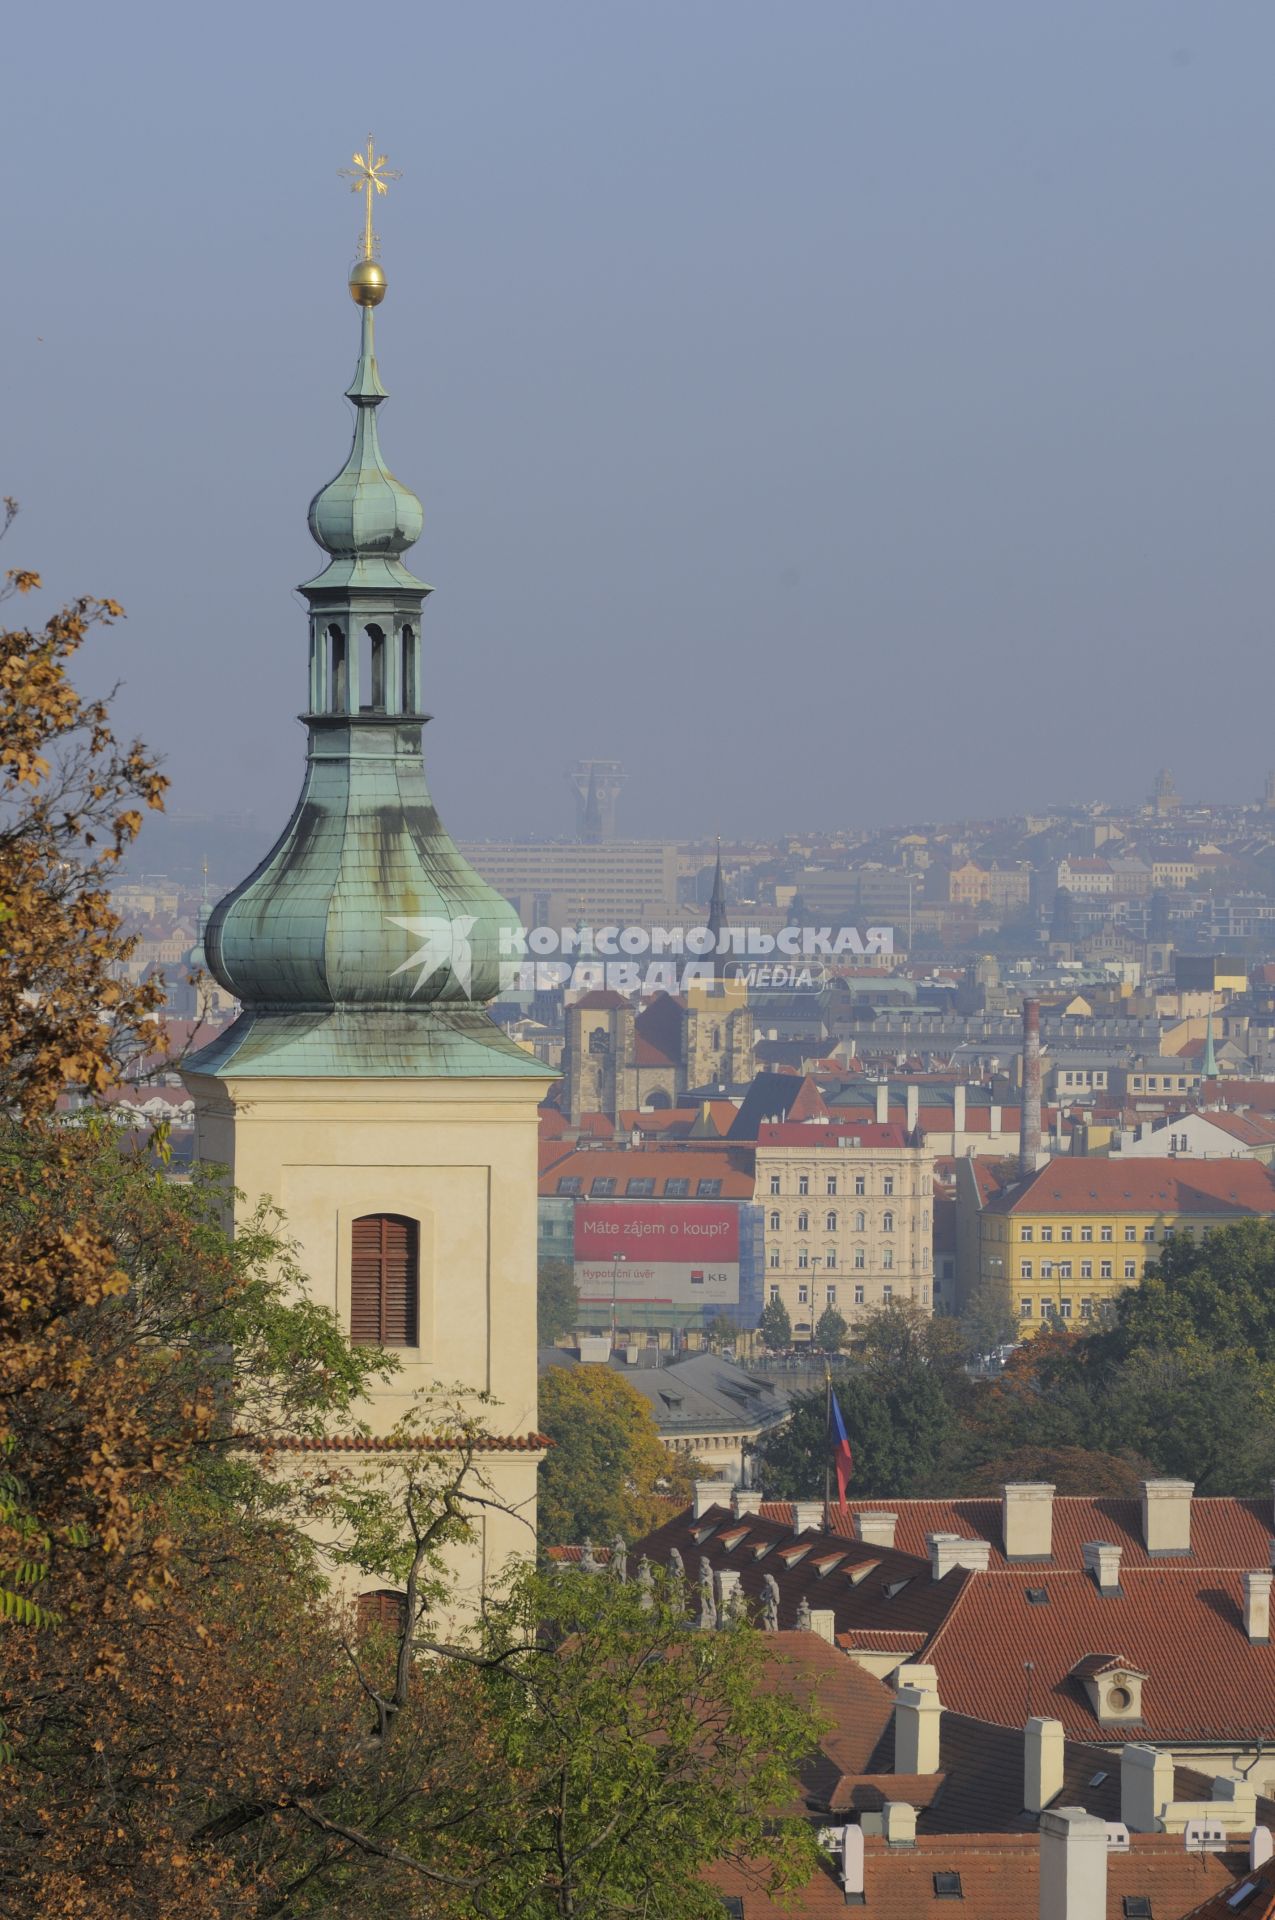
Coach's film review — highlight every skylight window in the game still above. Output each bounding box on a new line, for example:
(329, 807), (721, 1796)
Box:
(1122, 1899), (1152, 1919)
(883, 1579), (911, 1599)
(933, 1872), (963, 1899)
(1025, 1586), (1050, 1605)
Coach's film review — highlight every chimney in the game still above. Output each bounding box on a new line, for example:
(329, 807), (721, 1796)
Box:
(906, 1084), (919, 1133)
(692, 1479), (734, 1519)
(1038, 1808), (1108, 1920)
(855, 1510), (898, 1549)
(808, 1607), (836, 1645)
(793, 1499), (824, 1534)
(895, 1662), (939, 1690)
(1121, 1744), (1175, 1832)
(842, 1825), (866, 1900)
(927, 1532), (992, 1581)
(1141, 1478), (1194, 1555)
(731, 1489), (763, 1518)
(894, 1684), (942, 1773)
(1244, 1571), (1272, 1644)
(1025, 1716), (1065, 1815)
(882, 1801), (918, 1848)
(1003, 1482), (1055, 1561)
(953, 1085), (966, 1135)
(990, 1103), (1002, 1135)
(1020, 999), (1042, 1180)
(1082, 1540), (1123, 1596)
(876, 1080), (889, 1124)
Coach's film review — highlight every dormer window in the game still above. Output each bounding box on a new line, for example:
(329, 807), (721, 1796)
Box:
(1073, 1654), (1148, 1724)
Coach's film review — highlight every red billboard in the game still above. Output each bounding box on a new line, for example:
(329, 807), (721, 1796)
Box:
(573, 1201), (740, 1307)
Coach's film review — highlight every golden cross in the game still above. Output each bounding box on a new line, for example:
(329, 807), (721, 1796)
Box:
(339, 134), (402, 262)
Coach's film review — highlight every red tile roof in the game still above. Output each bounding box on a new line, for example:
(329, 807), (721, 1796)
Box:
(757, 1121), (912, 1147)
(710, 1832), (1249, 1920)
(757, 1494), (1274, 1573)
(987, 1156), (1275, 1215)
(538, 1146), (756, 1199)
(925, 1566), (1275, 1742)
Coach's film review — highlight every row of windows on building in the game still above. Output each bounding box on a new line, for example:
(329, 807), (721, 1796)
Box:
(1019, 1297), (1099, 1320)
(768, 1172), (929, 1198)
(768, 1243), (931, 1271)
(556, 1174), (724, 1197)
(771, 1281), (932, 1310)
(769, 1208), (917, 1234)
(1018, 1223), (1176, 1243)
(1018, 1258), (1143, 1281)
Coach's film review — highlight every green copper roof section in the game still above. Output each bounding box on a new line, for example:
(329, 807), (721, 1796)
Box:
(303, 304), (428, 594)
(201, 721), (523, 1011)
(186, 1005), (549, 1080)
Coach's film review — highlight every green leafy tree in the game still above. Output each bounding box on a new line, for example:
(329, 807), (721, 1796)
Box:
(959, 1274), (1019, 1359)
(705, 1313), (741, 1354)
(813, 1305), (848, 1352)
(758, 1296), (792, 1349)
(537, 1365), (696, 1546)
(537, 1255), (579, 1345)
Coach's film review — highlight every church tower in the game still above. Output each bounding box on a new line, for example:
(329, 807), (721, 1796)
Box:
(183, 146), (553, 1616)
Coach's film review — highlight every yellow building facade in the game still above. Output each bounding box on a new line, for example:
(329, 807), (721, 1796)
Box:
(970, 1158), (1275, 1334)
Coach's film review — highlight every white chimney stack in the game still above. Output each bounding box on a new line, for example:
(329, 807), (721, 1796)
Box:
(876, 1080), (890, 1124)
(731, 1489), (763, 1518)
(883, 1801), (918, 1848)
(894, 1685), (942, 1773)
(1121, 1745), (1174, 1833)
(1244, 1571), (1272, 1644)
(693, 1479), (734, 1519)
(906, 1084), (919, 1133)
(1141, 1479), (1193, 1554)
(953, 1085), (967, 1134)
(855, 1510), (898, 1549)
(1038, 1808), (1108, 1920)
(1025, 1716), (1065, 1815)
(1082, 1540), (1123, 1596)
(808, 1607), (836, 1645)
(927, 1532), (992, 1581)
(1003, 1482), (1055, 1561)
(793, 1499), (824, 1534)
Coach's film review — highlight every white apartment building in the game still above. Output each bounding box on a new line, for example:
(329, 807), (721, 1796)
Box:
(754, 1122), (936, 1342)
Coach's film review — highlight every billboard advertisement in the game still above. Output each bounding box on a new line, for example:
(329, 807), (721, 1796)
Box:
(574, 1202), (740, 1309)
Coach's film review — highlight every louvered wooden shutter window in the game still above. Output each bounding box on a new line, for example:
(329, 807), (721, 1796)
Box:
(356, 1589), (408, 1635)
(350, 1214), (419, 1346)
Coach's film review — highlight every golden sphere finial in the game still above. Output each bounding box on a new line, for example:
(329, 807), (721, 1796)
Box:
(349, 259), (387, 307)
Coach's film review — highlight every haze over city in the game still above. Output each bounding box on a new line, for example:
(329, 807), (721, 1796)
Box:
(6, 1), (1274, 845)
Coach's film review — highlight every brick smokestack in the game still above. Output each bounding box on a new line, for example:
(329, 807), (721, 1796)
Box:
(1020, 998), (1042, 1180)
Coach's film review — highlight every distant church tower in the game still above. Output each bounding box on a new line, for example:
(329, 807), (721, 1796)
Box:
(183, 162), (553, 1619)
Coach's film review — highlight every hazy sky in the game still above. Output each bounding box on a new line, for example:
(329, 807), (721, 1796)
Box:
(6, 3), (1274, 851)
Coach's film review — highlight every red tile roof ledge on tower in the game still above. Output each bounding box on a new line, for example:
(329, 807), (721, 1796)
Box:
(245, 1431), (550, 1453)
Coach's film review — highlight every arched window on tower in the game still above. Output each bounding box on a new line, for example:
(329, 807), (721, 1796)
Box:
(351, 1213), (419, 1346)
(356, 1589), (408, 1636)
(400, 625), (416, 711)
(359, 625), (387, 713)
(327, 625), (347, 712)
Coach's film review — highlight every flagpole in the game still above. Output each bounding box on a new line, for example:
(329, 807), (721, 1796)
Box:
(823, 1357), (831, 1528)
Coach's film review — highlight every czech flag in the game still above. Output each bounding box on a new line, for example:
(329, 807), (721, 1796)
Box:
(829, 1390), (854, 1513)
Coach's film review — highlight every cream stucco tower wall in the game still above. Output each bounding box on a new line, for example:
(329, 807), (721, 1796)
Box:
(183, 220), (554, 1626)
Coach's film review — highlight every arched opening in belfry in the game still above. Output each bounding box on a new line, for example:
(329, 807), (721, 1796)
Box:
(400, 625), (416, 711)
(327, 625), (347, 712)
(359, 626), (387, 713)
